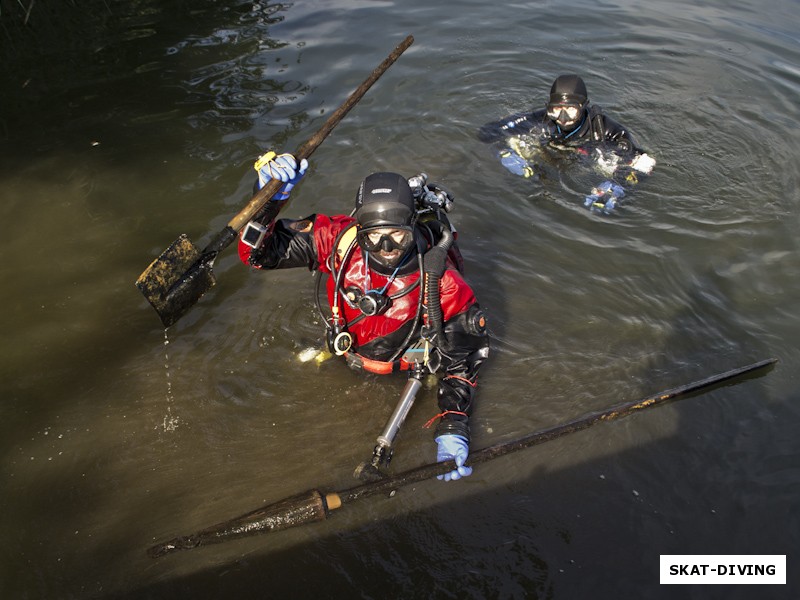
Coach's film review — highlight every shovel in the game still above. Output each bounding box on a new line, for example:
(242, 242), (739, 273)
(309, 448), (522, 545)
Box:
(135, 35), (415, 327)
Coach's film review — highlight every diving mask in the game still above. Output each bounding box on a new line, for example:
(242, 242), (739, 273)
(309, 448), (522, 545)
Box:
(546, 102), (585, 129)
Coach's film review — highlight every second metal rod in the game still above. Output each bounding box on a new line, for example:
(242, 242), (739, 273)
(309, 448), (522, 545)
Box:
(377, 372), (423, 449)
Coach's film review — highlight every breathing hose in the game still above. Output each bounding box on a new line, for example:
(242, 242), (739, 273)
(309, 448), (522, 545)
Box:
(424, 225), (454, 336)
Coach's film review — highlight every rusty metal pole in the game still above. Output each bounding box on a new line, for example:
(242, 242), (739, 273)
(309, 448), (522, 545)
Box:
(147, 358), (777, 558)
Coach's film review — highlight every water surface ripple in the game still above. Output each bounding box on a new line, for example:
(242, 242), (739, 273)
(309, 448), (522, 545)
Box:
(1, 0), (798, 598)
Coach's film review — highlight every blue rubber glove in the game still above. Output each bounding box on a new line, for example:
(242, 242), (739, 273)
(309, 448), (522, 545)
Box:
(597, 180), (625, 198)
(583, 194), (601, 208)
(584, 180), (625, 214)
(255, 152), (308, 197)
(435, 435), (473, 481)
(499, 149), (534, 178)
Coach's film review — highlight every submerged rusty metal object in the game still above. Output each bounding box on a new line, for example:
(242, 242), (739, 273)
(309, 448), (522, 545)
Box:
(136, 34), (415, 328)
(147, 358), (777, 558)
(147, 490), (335, 558)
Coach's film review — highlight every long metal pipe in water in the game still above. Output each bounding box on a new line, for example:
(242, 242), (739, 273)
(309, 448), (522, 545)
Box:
(147, 358), (777, 559)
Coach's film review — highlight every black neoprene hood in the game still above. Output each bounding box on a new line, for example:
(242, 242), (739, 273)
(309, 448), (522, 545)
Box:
(548, 74), (588, 106)
(355, 172), (415, 229)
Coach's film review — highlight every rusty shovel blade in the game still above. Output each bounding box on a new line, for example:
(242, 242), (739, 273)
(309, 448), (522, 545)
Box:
(135, 234), (217, 328)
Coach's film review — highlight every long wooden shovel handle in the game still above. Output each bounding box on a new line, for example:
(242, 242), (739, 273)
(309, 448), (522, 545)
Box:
(227, 34), (414, 233)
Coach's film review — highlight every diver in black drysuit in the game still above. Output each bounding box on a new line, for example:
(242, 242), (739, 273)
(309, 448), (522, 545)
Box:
(479, 74), (655, 213)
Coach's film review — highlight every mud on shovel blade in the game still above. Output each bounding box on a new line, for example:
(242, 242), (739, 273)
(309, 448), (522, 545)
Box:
(135, 228), (235, 328)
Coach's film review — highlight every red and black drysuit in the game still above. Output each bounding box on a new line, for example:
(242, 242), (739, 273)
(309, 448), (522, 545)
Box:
(238, 211), (490, 442)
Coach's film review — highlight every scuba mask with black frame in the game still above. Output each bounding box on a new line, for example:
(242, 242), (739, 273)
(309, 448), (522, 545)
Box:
(546, 99), (586, 131)
(357, 225), (416, 270)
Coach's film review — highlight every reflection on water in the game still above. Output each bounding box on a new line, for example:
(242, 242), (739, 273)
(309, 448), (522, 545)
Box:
(1, 0), (799, 598)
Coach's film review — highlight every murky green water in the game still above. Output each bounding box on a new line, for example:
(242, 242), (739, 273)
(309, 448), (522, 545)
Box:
(1, 0), (798, 598)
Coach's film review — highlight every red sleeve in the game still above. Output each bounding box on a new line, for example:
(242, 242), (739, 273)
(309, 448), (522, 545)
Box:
(237, 222), (274, 267)
(313, 214), (356, 275)
(237, 213), (355, 271)
(439, 268), (477, 321)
